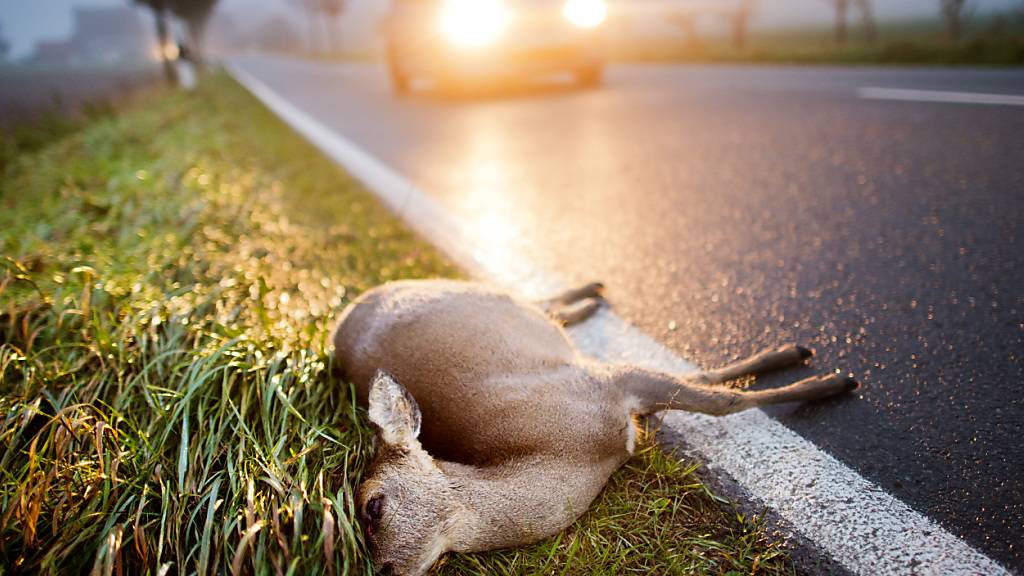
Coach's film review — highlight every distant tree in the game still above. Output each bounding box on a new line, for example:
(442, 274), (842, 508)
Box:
(854, 0), (877, 43)
(822, 0), (876, 44)
(731, 0), (756, 49)
(289, 0), (347, 56)
(667, 10), (702, 51)
(940, 0), (970, 41)
(317, 0), (347, 55)
(826, 0), (849, 44)
(133, 0), (177, 83)
(0, 22), (9, 62)
(290, 0), (323, 54)
(169, 0), (219, 65)
(255, 14), (302, 53)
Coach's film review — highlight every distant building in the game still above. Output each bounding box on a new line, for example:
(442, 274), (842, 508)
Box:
(29, 6), (154, 67)
(28, 40), (76, 64)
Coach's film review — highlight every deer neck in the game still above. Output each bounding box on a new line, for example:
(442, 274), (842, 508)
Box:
(438, 457), (581, 553)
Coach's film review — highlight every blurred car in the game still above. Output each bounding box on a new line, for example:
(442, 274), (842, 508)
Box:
(384, 0), (608, 94)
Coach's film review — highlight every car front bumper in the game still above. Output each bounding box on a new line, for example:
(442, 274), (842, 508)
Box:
(389, 25), (605, 80)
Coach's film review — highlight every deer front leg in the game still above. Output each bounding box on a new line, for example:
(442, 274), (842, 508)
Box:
(608, 364), (857, 416)
(691, 344), (814, 384)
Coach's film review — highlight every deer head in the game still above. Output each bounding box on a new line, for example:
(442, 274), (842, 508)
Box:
(357, 372), (461, 575)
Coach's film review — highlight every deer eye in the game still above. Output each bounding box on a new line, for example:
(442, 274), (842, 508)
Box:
(364, 494), (384, 523)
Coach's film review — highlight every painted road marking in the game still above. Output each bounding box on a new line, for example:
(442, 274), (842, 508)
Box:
(228, 60), (1010, 576)
(859, 86), (1024, 107)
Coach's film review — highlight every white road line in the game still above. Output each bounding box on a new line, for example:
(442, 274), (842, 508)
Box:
(859, 86), (1024, 107)
(228, 60), (1011, 576)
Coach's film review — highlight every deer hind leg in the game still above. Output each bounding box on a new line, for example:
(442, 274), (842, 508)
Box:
(539, 281), (605, 325)
(691, 344), (814, 384)
(610, 365), (857, 416)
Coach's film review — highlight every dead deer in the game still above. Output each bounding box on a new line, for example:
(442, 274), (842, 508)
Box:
(332, 279), (856, 575)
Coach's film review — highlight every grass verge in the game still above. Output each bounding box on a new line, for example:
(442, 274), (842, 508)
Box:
(0, 102), (118, 176)
(610, 17), (1024, 66)
(0, 73), (792, 575)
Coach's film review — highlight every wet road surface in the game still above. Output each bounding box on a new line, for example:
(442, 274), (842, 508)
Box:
(231, 55), (1024, 570)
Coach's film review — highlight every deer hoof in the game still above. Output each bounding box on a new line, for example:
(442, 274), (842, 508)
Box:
(839, 374), (860, 392)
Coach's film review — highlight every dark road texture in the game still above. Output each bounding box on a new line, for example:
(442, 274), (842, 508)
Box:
(234, 56), (1024, 569)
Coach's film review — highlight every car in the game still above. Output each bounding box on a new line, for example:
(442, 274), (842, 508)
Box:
(384, 0), (608, 94)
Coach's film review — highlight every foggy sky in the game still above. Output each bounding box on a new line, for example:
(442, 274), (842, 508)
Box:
(0, 0), (1019, 60)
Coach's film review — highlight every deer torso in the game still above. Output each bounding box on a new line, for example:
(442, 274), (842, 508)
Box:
(333, 280), (634, 466)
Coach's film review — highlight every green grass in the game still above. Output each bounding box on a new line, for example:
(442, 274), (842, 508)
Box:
(0, 74), (792, 575)
(0, 101), (119, 176)
(611, 15), (1024, 65)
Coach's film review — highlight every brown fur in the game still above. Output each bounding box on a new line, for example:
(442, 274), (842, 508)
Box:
(333, 279), (855, 575)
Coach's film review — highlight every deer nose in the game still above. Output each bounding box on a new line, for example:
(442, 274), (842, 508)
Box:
(377, 562), (395, 575)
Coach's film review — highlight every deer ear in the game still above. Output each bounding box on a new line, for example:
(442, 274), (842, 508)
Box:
(368, 371), (422, 446)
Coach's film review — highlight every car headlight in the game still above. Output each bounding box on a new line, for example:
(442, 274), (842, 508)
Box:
(440, 0), (510, 48)
(563, 0), (607, 28)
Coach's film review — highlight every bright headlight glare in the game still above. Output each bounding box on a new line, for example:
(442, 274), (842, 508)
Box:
(563, 0), (607, 28)
(440, 0), (509, 48)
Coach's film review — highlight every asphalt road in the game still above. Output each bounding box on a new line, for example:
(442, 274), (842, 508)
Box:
(232, 55), (1024, 570)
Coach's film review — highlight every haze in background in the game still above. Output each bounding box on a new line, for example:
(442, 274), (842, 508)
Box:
(1, 0), (130, 60)
(2, 0), (1021, 61)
